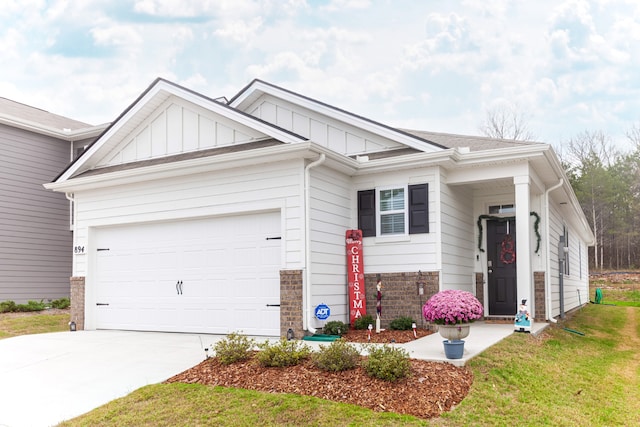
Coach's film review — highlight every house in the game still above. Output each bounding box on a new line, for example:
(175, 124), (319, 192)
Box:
(0, 98), (106, 303)
(45, 78), (594, 336)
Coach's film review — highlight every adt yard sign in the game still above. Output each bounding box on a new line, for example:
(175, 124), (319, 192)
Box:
(315, 304), (331, 320)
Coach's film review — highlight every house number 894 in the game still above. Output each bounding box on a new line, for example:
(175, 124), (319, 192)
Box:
(74, 246), (85, 254)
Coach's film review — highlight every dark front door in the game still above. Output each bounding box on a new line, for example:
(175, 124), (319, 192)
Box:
(487, 219), (517, 315)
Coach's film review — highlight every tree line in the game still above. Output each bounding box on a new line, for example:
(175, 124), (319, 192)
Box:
(480, 105), (640, 270)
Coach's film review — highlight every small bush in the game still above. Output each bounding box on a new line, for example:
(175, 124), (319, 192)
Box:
(0, 300), (17, 313)
(213, 332), (255, 365)
(51, 298), (70, 309)
(322, 320), (348, 336)
(389, 316), (415, 331)
(353, 314), (375, 330)
(15, 300), (47, 312)
(256, 339), (311, 367)
(362, 345), (411, 382)
(312, 339), (360, 372)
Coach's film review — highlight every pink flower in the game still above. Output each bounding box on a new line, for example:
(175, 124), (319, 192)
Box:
(422, 290), (483, 325)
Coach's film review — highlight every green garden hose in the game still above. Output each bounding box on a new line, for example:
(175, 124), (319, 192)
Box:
(594, 288), (603, 304)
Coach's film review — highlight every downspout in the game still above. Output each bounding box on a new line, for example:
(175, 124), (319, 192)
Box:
(545, 179), (563, 323)
(303, 153), (326, 334)
(65, 192), (75, 232)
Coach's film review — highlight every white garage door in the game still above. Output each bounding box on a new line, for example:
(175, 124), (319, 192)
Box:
(93, 211), (281, 336)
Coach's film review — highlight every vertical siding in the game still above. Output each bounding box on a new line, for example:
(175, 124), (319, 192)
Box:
(440, 178), (475, 292)
(0, 124), (72, 303)
(246, 94), (405, 155)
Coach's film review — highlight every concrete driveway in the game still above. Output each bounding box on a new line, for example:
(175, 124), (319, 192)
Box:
(0, 330), (213, 427)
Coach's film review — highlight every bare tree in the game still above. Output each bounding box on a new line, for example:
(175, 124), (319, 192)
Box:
(479, 103), (535, 141)
(626, 121), (640, 152)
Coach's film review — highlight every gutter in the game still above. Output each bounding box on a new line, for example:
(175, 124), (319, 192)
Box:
(303, 153), (326, 334)
(545, 179), (563, 323)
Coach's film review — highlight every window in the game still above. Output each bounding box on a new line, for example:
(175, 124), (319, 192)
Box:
(489, 204), (515, 214)
(379, 188), (405, 235)
(358, 184), (428, 237)
(563, 225), (570, 275)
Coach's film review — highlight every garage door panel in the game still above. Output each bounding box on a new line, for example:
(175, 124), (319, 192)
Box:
(94, 212), (281, 335)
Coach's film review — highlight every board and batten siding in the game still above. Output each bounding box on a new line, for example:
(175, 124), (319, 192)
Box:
(72, 159), (305, 277)
(97, 97), (267, 168)
(439, 176), (476, 292)
(307, 166), (352, 322)
(244, 94), (405, 156)
(0, 123), (72, 303)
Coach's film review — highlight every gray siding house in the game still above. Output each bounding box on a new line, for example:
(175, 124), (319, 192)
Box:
(0, 98), (105, 303)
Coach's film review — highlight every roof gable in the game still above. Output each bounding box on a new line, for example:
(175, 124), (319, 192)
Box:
(56, 78), (307, 182)
(228, 79), (447, 155)
(96, 95), (270, 168)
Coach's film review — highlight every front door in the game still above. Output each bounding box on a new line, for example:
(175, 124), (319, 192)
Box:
(487, 219), (517, 315)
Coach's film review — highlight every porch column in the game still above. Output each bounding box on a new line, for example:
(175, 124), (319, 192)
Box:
(514, 175), (531, 310)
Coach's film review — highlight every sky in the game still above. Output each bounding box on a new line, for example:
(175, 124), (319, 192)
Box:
(1, 0), (639, 152)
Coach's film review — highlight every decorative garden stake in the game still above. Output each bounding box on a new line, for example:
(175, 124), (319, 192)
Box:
(375, 280), (382, 333)
(514, 299), (531, 332)
(367, 323), (373, 341)
(412, 322), (417, 338)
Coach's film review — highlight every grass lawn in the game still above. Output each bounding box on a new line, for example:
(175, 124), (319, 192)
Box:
(0, 311), (69, 339)
(4, 281), (639, 426)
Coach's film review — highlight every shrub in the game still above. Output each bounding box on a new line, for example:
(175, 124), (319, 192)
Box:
(389, 316), (415, 331)
(322, 320), (348, 336)
(15, 300), (47, 312)
(213, 332), (255, 365)
(0, 300), (17, 313)
(353, 314), (375, 330)
(256, 339), (311, 367)
(312, 339), (360, 372)
(362, 345), (411, 381)
(51, 298), (70, 309)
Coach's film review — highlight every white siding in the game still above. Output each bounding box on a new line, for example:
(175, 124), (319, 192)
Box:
(72, 160), (305, 277)
(353, 168), (439, 273)
(440, 177), (475, 292)
(97, 97), (267, 167)
(308, 166), (352, 321)
(245, 94), (405, 155)
(549, 201), (589, 316)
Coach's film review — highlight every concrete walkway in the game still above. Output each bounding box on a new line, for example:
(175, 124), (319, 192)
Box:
(0, 322), (547, 427)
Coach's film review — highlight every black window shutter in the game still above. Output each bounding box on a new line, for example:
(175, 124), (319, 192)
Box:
(409, 184), (428, 234)
(358, 189), (376, 237)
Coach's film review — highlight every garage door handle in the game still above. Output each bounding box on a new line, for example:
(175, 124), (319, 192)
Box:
(266, 304), (280, 307)
(176, 280), (183, 295)
(96, 303), (109, 306)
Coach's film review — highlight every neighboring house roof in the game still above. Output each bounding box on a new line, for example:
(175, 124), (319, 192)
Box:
(0, 97), (108, 140)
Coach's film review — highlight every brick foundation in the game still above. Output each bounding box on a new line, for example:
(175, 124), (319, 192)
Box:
(475, 273), (485, 308)
(70, 276), (85, 330)
(534, 271), (546, 321)
(280, 270), (304, 339)
(363, 271), (439, 330)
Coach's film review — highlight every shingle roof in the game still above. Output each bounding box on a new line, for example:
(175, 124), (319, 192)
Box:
(0, 97), (92, 131)
(400, 129), (543, 151)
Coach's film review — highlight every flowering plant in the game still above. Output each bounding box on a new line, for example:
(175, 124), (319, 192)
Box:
(422, 289), (483, 325)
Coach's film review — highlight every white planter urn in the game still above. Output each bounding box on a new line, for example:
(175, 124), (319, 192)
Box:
(437, 324), (471, 341)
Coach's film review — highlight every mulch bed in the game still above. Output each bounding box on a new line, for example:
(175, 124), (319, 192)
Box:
(166, 328), (474, 420)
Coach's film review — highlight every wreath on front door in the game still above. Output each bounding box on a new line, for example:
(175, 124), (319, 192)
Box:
(500, 234), (516, 264)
